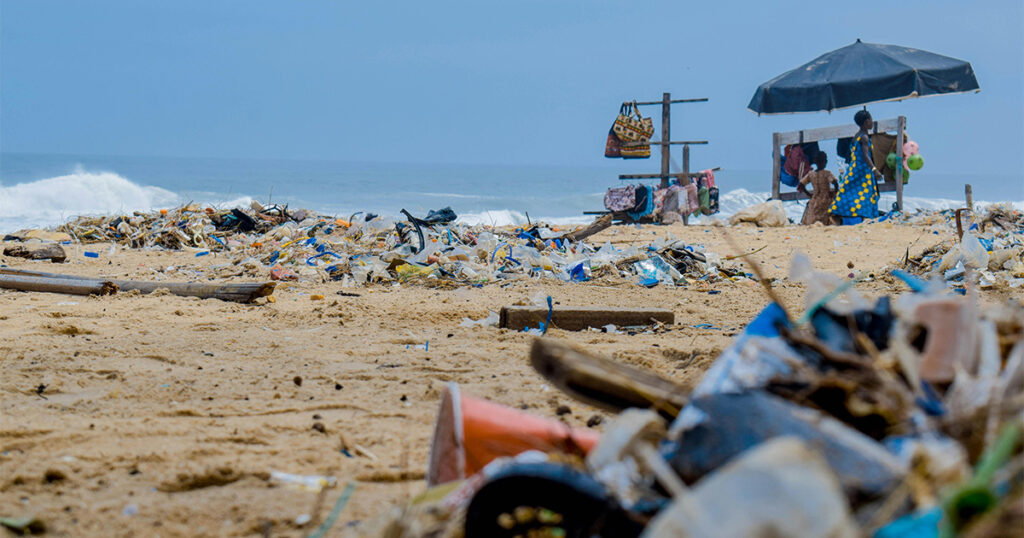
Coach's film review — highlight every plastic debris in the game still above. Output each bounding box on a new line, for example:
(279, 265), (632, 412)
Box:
(376, 252), (1024, 537)
(270, 471), (337, 493)
(20, 203), (751, 290)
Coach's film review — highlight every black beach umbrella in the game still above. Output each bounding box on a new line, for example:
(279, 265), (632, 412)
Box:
(748, 39), (980, 115)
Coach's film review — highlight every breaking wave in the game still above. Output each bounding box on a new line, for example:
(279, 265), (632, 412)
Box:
(2, 170), (1020, 233)
(0, 170), (252, 232)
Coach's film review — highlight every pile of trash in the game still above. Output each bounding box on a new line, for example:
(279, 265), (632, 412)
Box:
(904, 204), (1024, 290)
(33, 203), (753, 289)
(373, 256), (1023, 537)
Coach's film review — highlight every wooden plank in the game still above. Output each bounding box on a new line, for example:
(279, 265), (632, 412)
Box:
(776, 118), (901, 145)
(896, 116), (906, 211)
(0, 268), (275, 303)
(619, 167), (721, 180)
(529, 339), (688, 417)
(633, 98), (708, 106)
(500, 305), (673, 331)
(771, 132), (782, 200)
(621, 140), (708, 146)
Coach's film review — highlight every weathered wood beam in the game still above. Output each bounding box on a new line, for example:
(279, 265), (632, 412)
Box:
(633, 98), (708, 106)
(529, 339), (688, 417)
(0, 268), (274, 303)
(500, 305), (673, 332)
(776, 118), (901, 145)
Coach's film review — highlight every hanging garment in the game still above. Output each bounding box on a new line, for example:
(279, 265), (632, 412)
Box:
(604, 185), (636, 211)
(784, 144), (812, 179)
(800, 142), (822, 167)
(779, 154), (800, 188)
(837, 137), (854, 165)
(830, 133), (879, 219)
(870, 133), (898, 184)
(652, 187), (668, 212)
(627, 185), (655, 220)
(700, 169), (716, 189)
(683, 183), (700, 216)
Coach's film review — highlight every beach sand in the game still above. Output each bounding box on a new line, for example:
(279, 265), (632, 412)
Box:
(1, 220), (1019, 536)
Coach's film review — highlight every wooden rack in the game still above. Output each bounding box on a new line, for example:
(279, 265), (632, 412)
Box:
(771, 116), (906, 210)
(618, 93), (711, 189)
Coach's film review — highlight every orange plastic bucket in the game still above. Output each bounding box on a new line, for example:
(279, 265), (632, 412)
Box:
(427, 383), (599, 486)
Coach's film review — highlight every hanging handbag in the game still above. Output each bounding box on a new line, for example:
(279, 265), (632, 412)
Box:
(604, 127), (622, 158)
(620, 141), (651, 159)
(613, 101), (655, 142)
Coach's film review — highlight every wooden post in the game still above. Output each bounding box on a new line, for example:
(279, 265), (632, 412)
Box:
(660, 92), (671, 188)
(895, 116), (905, 211)
(682, 143), (690, 178)
(771, 132), (782, 200)
(965, 184), (973, 210)
(682, 143), (691, 225)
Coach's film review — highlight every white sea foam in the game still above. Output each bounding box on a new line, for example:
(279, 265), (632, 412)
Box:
(0, 169), (260, 232)
(2, 170), (1020, 233)
(456, 209), (590, 227)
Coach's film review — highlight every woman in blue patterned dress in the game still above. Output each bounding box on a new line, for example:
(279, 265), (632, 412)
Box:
(830, 110), (881, 222)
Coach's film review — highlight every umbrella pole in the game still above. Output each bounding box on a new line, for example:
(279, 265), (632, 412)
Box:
(896, 116), (905, 211)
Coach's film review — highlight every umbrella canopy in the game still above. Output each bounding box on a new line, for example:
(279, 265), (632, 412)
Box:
(748, 39), (980, 115)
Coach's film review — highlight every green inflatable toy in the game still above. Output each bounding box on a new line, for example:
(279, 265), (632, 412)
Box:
(908, 154), (924, 170)
(886, 152), (899, 168)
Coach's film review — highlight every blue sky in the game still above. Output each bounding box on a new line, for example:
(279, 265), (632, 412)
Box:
(2, 0), (1021, 176)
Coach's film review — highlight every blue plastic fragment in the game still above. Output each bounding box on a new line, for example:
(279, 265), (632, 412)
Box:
(916, 381), (946, 416)
(708, 290), (721, 295)
(873, 507), (941, 538)
(195, 251), (209, 257)
(84, 252), (99, 258)
(542, 296), (553, 335)
(569, 263), (589, 282)
(890, 269), (929, 292)
(268, 251), (280, 264)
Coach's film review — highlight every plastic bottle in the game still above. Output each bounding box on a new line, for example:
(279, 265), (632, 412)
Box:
(959, 232), (990, 270)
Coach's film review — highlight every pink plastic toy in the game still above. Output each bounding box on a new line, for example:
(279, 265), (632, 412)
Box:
(903, 140), (919, 155)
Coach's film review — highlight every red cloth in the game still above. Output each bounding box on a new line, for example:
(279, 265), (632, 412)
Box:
(784, 145), (811, 179)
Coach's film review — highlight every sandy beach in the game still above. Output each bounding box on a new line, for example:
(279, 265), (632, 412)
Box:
(2, 218), (1019, 537)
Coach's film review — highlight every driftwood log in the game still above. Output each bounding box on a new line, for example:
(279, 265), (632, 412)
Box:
(501, 305), (673, 331)
(559, 214), (612, 243)
(0, 274), (118, 296)
(0, 268), (274, 303)
(530, 339), (688, 418)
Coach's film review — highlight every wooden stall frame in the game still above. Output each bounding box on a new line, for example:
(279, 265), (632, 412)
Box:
(771, 116), (906, 210)
(594, 92), (717, 224)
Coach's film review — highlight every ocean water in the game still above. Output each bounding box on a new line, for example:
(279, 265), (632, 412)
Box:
(1, 152), (1021, 233)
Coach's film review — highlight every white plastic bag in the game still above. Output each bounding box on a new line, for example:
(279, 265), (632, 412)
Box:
(728, 200), (788, 227)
